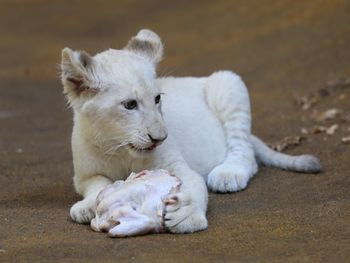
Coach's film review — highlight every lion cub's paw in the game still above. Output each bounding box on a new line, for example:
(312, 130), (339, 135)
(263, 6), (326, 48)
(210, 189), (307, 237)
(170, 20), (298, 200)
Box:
(207, 162), (252, 192)
(164, 193), (207, 233)
(70, 199), (95, 224)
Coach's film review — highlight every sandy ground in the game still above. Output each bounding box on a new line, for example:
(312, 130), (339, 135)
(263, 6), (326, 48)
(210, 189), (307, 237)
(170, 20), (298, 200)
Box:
(1, 0), (350, 262)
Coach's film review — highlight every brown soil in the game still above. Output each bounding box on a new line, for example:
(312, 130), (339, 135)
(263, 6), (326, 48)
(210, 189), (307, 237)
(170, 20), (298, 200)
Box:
(1, 1), (349, 262)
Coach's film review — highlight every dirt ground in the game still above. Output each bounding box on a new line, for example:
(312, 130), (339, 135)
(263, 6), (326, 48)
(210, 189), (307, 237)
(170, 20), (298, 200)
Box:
(1, 0), (350, 262)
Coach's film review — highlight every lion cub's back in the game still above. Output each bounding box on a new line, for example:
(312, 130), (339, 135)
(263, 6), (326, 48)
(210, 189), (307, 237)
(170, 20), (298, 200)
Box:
(157, 77), (226, 177)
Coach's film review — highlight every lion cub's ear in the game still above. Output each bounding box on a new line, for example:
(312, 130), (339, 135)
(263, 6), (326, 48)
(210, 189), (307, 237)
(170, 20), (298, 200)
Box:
(125, 29), (164, 64)
(61, 47), (98, 102)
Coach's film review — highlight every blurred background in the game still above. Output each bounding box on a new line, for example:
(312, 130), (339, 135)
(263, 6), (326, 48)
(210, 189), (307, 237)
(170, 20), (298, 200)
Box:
(1, 0), (349, 262)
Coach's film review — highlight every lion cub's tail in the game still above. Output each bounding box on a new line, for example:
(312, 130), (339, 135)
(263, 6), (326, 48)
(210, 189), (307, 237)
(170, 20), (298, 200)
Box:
(251, 135), (322, 173)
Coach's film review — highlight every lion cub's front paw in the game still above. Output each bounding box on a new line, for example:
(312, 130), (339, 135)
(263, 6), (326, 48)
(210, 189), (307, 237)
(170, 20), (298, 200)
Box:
(207, 162), (253, 192)
(70, 199), (95, 224)
(164, 193), (208, 233)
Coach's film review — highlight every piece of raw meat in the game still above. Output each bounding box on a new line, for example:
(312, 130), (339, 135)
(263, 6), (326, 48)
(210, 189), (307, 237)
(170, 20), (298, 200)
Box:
(91, 169), (181, 237)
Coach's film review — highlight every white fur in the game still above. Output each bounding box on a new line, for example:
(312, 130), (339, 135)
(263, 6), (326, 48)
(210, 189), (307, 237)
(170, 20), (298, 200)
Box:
(61, 29), (321, 233)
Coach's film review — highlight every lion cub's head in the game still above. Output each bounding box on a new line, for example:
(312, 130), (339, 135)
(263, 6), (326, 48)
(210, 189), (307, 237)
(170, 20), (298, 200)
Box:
(61, 29), (168, 158)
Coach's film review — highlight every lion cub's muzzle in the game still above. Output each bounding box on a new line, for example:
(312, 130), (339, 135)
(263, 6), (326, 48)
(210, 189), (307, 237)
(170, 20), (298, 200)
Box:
(146, 119), (168, 148)
(148, 133), (168, 145)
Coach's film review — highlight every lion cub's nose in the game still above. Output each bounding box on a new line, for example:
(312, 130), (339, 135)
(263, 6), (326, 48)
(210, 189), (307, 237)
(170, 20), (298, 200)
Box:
(148, 134), (168, 144)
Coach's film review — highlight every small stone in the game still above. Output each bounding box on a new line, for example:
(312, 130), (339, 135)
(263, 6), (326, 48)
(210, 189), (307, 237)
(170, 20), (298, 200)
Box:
(326, 78), (350, 90)
(310, 125), (327, 134)
(268, 136), (305, 152)
(301, 128), (309, 135)
(312, 108), (341, 122)
(341, 136), (350, 144)
(325, 124), (339, 135)
(294, 95), (318, 110)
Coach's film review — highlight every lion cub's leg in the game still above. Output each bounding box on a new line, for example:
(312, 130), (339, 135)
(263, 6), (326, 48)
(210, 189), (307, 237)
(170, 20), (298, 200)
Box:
(155, 147), (208, 233)
(70, 175), (112, 223)
(204, 71), (258, 192)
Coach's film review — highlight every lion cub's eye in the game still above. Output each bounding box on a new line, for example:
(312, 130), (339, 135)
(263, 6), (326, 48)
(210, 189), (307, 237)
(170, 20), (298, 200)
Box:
(155, 94), (161, 104)
(123, 100), (138, 110)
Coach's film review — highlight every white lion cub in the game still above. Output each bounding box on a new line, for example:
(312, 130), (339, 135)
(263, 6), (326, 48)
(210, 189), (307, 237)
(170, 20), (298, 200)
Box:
(61, 29), (321, 233)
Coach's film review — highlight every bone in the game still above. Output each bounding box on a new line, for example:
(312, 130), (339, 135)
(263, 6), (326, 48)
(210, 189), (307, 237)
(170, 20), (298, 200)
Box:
(91, 169), (181, 237)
